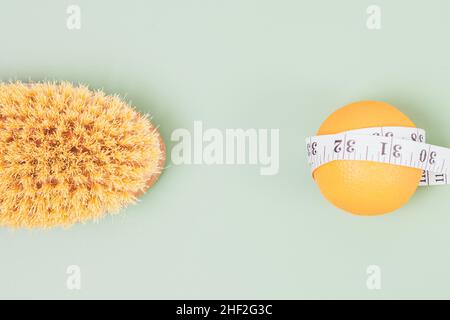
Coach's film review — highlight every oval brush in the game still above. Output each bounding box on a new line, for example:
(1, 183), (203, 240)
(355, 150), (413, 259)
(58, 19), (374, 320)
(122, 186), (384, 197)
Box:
(0, 81), (166, 228)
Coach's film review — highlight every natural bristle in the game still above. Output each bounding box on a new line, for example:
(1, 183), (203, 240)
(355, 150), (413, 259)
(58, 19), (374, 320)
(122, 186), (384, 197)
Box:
(0, 81), (165, 228)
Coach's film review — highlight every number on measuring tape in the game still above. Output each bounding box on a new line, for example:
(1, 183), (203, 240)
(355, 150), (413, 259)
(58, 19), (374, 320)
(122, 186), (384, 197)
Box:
(346, 140), (356, 153)
(305, 126), (450, 186)
(334, 140), (342, 153)
(411, 132), (425, 142)
(393, 144), (402, 158)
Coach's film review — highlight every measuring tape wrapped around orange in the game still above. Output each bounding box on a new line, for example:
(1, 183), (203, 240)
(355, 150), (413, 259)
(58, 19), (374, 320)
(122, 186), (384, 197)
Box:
(305, 101), (450, 216)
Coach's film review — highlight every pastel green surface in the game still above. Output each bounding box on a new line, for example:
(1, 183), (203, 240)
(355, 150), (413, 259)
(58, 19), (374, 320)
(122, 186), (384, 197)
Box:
(1, 0), (450, 299)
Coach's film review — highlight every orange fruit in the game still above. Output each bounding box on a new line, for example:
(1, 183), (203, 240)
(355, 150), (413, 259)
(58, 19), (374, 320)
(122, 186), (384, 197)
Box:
(314, 101), (422, 215)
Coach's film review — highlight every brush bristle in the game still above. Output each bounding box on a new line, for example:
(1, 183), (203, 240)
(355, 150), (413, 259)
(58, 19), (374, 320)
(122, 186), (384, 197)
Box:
(0, 81), (165, 228)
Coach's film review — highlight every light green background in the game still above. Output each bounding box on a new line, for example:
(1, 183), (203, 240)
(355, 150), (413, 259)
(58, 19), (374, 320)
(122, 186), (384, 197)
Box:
(0, 0), (450, 299)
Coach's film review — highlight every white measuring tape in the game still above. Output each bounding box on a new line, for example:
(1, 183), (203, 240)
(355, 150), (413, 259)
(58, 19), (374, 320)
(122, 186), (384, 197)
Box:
(305, 126), (450, 186)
